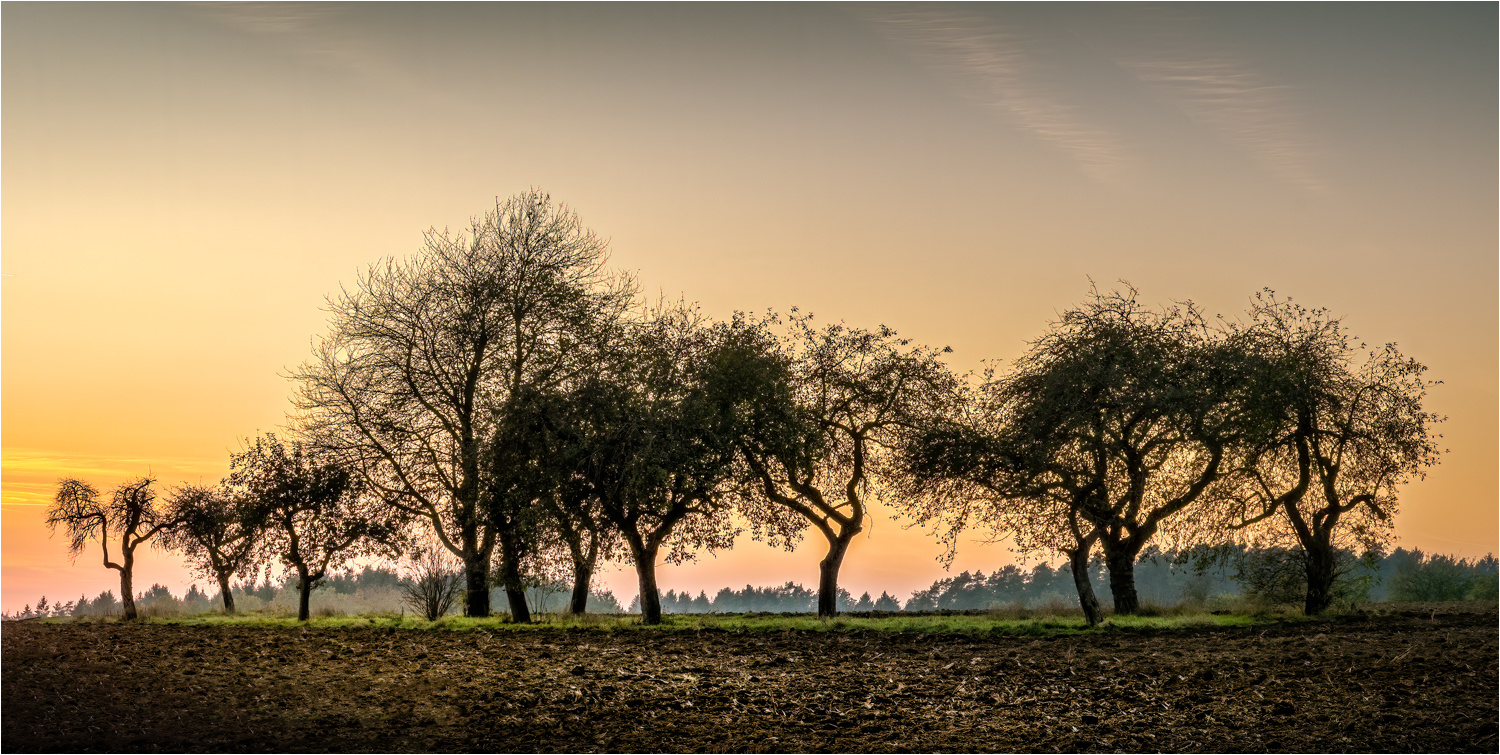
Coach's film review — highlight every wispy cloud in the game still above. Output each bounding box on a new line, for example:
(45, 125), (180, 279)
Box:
(188, 2), (414, 88)
(863, 5), (1322, 192)
(863, 6), (1133, 184)
(2, 448), (226, 507)
(1086, 8), (1323, 193)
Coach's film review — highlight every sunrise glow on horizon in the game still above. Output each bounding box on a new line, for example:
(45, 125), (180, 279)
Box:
(3, 3), (1495, 613)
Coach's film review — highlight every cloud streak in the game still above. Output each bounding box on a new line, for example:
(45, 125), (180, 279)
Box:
(1098, 10), (1323, 193)
(2, 448), (226, 507)
(863, 6), (1133, 184)
(865, 5), (1322, 192)
(188, 2), (416, 89)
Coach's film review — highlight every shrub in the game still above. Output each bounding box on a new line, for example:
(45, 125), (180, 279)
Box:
(399, 547), (463, 621)
(1391, 551), (1482, 602)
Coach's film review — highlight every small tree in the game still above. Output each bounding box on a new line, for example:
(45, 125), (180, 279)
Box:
(229, 434), (398, 621)
(1227, 293), (1443, 614)
(47, 476), (176, 620)
(566, 303), (752, 625)
(898, 404), (1109, 625)
(400, 546), (464, 620)
(486, 383), (626, 617)
(160, 483), (267, 613)
(905, 286), (1250, 617)
(734, 311), (961, 618)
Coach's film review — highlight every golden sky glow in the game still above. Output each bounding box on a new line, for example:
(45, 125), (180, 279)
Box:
(4, 4), (1495, 612)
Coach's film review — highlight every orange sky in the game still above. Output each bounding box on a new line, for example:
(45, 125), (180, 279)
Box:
(4, 4), (1495, 612)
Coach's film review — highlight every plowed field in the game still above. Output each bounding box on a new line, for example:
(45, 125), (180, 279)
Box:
(3, 607), (1496, 752)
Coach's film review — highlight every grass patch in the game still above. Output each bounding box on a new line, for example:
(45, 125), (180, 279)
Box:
(31, 607), (1304, 636)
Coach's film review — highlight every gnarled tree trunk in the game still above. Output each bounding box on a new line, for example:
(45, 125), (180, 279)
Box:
(1104, 547), (1141, 615)
(298, 578), (313, 622)
(216, 573), (237, 613)
(496, 530), (531, 622)
(1303, 539), (1338, 615)
(118, 562), (137, 621)
(462, 549), (491, 618)
(817, 527), (859, 618)
(568, 534), (599, 615)
(1067, 544), (1105, 627)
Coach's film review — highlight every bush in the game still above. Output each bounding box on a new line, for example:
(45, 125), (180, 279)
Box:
(1465, 572), (1498, 601)
(399, 547), (463, 621)
(1233, 548), (1306, 606)
(1391, 551), (1484, 602)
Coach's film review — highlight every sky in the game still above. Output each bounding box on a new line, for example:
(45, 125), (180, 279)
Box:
(3, 3), (1495, 613)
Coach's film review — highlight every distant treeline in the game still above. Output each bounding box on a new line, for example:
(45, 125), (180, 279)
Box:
(8, 546), (1494, 620)
(5, 565), (622, 620)
(903, 546), (1498, 611)
(634, 583), (904, 614)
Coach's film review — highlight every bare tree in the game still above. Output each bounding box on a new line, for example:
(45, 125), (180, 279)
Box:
(292, 189), (634, 618)
(229, 434), (398, 621)
(400, 545), (464, 620)
(733, 311), (961, 618)
(1226, 292), (1443, 614)
(46, 477), (176, 620)
(159, 483), (266, 613)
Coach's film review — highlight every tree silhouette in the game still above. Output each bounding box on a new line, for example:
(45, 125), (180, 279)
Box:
(734, 311), (960, 617)
(900, 368), (1107, 624)
(567, 303), (753, 625)
(46, 476), (176, 620)
(1228, 292), (1443, 613)
(293, 189), (633, 618)
(229, 435), (397, 621)
(160, 483), (266, 613)
(902, 286), (1248, 618)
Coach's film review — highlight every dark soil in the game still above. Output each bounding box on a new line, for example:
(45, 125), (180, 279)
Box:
(3, 606), (1496, 752)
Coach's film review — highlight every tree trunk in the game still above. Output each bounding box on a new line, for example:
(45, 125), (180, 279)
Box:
(569, 559), (593, 616)
(118, 565), (137, 621)
(817, 528), (858, 619)
(463, 556), (491, 618)
(217, 573), (236, 613)
(633, 544), (664, 625)
(1066, 545), (1105, 627)
(297, 571), (313, 622)
(566, 530), (599, 615)
(1303, 542), (1338, 615)
(505, 586), (530, 623)
(1104, 545), (1141, 615)
(496, 532), (532, 623)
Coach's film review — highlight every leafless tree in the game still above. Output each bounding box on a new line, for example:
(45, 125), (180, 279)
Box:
(400, 545), (464, 620)
(46, 477), (176, 620)
(292, 189), (634, 618)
